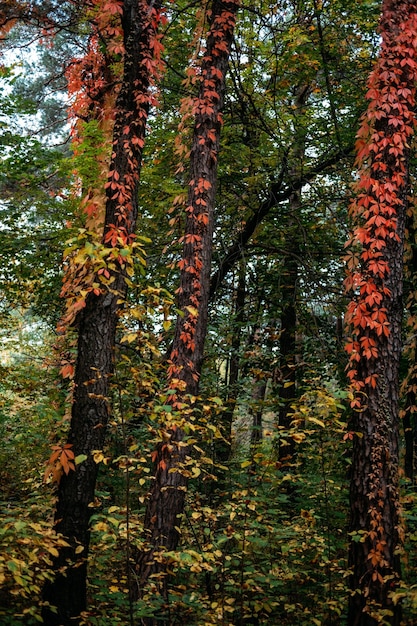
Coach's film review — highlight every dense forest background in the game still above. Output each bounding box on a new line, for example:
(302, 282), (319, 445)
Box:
(1, 0), (417, 624)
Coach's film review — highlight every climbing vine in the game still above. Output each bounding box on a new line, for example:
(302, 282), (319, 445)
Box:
(133, 0), (240, 607)
(344, 1), (417, 621)
(42, 1), (167, 623)
(169, 0), (240, 397)
(345, 4), (417, 396)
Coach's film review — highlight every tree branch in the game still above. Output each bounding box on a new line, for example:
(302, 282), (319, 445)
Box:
(209, 143), (354, 299)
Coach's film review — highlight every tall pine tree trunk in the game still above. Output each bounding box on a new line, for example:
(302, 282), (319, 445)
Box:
(42, 2), (163, 623)
(345, 2), (417, 623)
(216, 264), (246, 466)
(277, 81), (309, 464)
(133, 0), (240, 607)
(250, 378), (266, 446)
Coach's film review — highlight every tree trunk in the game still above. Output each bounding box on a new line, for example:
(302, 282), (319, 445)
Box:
(277, 243), (298, 461)
(133, 0), (240, 609)
(277, 80), (308, 464)
(217, 264), (246, 465)
(250, 378), (266, 446)
(42, 1), (163, 623)
(345, 2), (417, 623)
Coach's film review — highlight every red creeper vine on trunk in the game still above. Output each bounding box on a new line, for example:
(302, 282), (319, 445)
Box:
(42, 1), (166, 624)
(344, 1), (417, 623)
(133, 0), (240, 608)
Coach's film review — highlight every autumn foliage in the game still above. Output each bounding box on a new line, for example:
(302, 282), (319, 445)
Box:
(5, 1), (417, 625)
(168, 0), (240, 399)
(344, 1), (417, 622)
(345, 1), (417, 403)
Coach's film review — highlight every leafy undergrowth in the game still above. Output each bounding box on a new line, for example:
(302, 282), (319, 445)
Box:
(2, 372), (417, 625)
(0, 498), (63, 625)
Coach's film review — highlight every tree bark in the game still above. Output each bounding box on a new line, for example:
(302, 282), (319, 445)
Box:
(345, 2), (417, 623)
(217, 264), (246, 464)
(133, 0), (240, 610)
(277, 241), (298, 461)
(277, 80), (309, 464)
(250, 378), (266, 446)
(42, 1), (162, 623)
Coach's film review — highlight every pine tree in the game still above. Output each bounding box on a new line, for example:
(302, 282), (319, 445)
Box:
(344, 1), (417, 623)
(42, 1), (164, 623)
(133, 0), (240, 609)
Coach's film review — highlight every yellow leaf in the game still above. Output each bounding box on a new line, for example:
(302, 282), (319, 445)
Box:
(121, 333), (137, 344)
(93, 451), (105, 464)
(75, 545), (84, 554)
(307, 416), (325, 428)
(292, 433), (305, 444)
(47, 547), (59, 557)
(108, 517), (120, 527)
(185, 305), (198, 317)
